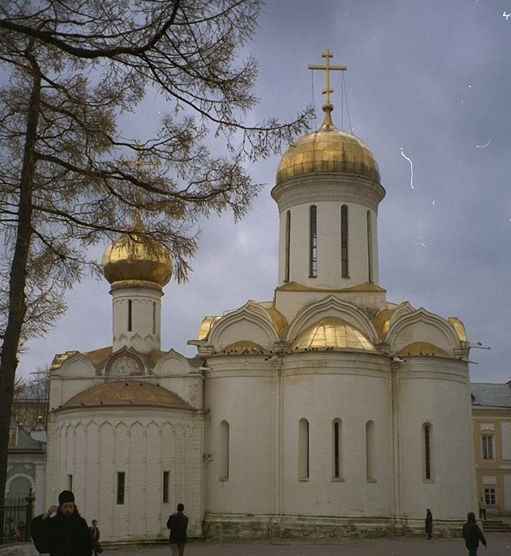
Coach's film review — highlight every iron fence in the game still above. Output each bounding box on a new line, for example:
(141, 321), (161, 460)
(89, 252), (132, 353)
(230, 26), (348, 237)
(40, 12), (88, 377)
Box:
(0, 490), (34, 545)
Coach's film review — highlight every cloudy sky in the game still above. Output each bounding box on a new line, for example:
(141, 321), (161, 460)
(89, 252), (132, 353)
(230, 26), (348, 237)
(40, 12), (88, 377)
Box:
(18, 0), (511, 383)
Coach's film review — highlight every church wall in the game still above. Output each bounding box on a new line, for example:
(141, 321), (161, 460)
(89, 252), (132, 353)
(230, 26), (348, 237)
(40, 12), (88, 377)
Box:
(391, 321), (455, 354)
(204, 358), (275, 515)
(49, 375), (97, 410)
(112, 286), (162, 353)
(280, 352), (393, 517)
(278, 202), (379, 291)
(396, 358), (475, 521)
(47, 408), (204, 543)
(274, 290), (387, 325)
(156, 375), (203, 410)
(212, 320), (274, 351)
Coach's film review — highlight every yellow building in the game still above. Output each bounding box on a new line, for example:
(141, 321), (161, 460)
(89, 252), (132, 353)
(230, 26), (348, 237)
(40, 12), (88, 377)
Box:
(472, 383), (511, 515)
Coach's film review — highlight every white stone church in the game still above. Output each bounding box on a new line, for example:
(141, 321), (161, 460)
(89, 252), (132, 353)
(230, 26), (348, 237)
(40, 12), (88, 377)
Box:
(45, 62), (477, 543)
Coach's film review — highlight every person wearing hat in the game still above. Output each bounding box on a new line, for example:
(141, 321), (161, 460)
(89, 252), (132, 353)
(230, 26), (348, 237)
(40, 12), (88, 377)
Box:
(31, 490), (92, 556)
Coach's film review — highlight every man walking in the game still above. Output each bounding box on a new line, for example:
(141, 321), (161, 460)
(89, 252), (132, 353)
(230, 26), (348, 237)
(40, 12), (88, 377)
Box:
(167, 503), (189, 556)
(425, 508), (433, 540)
(462, 512), (487, 556)
(31, 490), (92, 556)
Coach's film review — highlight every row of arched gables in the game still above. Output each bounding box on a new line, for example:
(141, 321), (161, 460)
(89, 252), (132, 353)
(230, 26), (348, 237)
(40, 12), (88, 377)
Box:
(203, 295), (467, 357)
(217, 419), (434, 483)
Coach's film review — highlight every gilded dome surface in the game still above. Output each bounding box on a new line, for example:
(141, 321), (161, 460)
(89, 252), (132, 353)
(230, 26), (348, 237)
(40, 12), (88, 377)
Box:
(291, 318), (375, 351)
(103, 230), (172, 286)
(277, 126), (380, 185)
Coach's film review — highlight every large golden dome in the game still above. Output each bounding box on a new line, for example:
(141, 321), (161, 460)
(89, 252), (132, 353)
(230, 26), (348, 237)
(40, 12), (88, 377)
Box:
(277, 110), (380, 185)
(102, 223), (172, 287)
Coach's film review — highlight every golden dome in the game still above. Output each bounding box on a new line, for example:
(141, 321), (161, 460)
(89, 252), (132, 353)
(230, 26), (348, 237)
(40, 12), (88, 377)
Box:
(291, 318), (375, 351)
(102, 224), (172, 287)
(277, 113), (380, 185)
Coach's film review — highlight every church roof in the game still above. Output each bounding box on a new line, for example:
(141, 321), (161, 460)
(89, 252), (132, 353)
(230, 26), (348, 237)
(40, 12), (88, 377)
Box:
(50, 346), (197, 374)
(58, 381), (194, 411)
(471, 383), (511, 408)
(291, 317), (375, 352)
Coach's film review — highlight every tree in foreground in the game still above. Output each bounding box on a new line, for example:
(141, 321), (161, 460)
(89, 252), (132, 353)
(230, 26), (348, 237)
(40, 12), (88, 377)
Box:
(0, 0), (311, 511)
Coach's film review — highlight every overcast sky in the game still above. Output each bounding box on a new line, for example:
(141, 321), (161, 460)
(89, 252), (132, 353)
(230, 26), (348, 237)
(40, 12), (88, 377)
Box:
(18, 0), (511, 383)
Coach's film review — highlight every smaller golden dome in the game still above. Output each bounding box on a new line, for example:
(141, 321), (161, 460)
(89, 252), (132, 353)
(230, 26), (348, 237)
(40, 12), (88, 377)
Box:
(102, 222), (172, 287)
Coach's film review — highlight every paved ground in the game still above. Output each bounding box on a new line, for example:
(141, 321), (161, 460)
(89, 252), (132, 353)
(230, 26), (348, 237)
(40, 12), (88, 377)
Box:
(107, 533), (511, 555)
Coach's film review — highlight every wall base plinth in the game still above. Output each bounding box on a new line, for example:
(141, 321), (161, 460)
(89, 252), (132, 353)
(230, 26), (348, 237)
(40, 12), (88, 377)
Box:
(203, 513), (465, 541)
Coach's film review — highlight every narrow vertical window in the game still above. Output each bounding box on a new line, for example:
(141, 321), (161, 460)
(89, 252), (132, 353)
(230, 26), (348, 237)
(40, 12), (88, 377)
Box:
(128, 300), (133, 332)
(162, 471), (169, 504)
(116, 472), (126, 505)
(424, 423), (432, 480)
(309, 205), (318, 278)
(152, 301), (156, 335)
(284, 210), (291, 283)
(332, 419), (342, 480)
(367, 210), (373, 283)
(298, 418), (310, 481)
(220, 420), (230, 481)
(67, 474), (73, 491)
(366, 420), (375, 481)
(482, 434), (494, 460)
(341, 205), (349, 278)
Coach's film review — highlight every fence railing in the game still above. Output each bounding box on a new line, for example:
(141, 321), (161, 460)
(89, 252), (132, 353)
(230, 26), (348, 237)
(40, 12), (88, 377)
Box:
(0, 491), (34, 545)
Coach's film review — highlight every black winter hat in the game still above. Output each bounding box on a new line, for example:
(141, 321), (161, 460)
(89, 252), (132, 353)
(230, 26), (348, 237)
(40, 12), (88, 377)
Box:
(58, 490), (75, 506)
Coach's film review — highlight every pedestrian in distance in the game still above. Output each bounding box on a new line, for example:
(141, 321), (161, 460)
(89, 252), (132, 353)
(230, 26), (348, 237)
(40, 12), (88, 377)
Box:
(167, 503), (189, 556)
(89, 519), (102, 555)
(462, 512), (487, 556)
(479, 496), (487, 521)
(425, 508), (433, 540)
(31, 490), (92, 556)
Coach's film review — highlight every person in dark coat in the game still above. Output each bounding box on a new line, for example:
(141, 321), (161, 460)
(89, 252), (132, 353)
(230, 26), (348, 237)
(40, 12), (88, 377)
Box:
(167, 503), (189, 556)
(31, 490), (92, 556)
(425, 508), (433, 539)
(89, 519), (101, 555)
(462, 512), (487, 556)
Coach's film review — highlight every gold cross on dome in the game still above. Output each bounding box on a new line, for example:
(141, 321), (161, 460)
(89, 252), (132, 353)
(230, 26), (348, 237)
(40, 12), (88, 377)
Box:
(308, 49), (347, 129)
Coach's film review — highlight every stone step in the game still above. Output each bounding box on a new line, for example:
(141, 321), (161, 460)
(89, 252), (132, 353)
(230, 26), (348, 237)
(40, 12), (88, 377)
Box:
(483, 520), (511, 532)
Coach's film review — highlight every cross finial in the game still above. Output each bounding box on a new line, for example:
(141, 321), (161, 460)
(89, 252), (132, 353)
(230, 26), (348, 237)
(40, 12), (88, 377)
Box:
(308, 49), (347, 130)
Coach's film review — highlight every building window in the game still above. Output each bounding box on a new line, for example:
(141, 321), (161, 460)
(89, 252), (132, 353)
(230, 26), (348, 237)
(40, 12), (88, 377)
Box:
(367, 210), (373, 283)
(482, 435), (495, 460)
(162, 471), (169, 504)
(423, 423), (432, 480)
(309, 205), (318, 278)
(298, 418), (310, 481)
(366, 420), (376, 482)
(340, 204), (349, 278)
(67, 474), (73, 491)
(116, 472), (126, 505)
(152, 301), (156, 335)
(284, 210), (291, 283)
(332, 419), (342, 480)
(128, 300), (133, 332)
(219, 420), (230, 481)
(484, 487), (496, 506)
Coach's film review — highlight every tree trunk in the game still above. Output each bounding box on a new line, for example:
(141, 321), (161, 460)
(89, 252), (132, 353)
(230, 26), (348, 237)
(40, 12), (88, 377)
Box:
(0, 54), (41, 514)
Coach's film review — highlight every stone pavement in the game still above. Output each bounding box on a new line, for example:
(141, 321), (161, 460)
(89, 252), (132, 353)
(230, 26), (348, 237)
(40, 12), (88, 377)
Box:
(107, 533), (511, 555)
